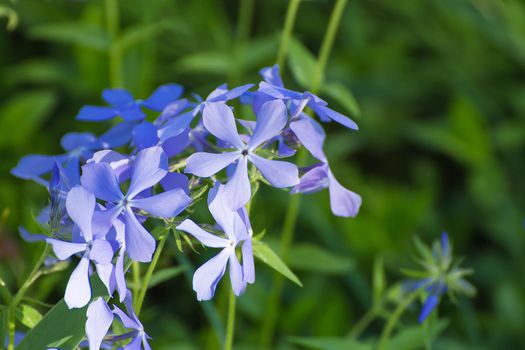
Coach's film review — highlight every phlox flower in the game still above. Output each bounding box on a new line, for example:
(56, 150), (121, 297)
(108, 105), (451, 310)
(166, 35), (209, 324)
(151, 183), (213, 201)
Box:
(76, 84), (183, 122)
(185, 100), (299, 210)
(158, 83), (253, 141)
(80, 146), (191, 262)
(46, 186), (115, 308)
(176, 184), (254, 301)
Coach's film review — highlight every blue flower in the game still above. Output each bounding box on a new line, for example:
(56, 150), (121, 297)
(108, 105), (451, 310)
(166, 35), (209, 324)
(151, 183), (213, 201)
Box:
(404, 232), (475, 323)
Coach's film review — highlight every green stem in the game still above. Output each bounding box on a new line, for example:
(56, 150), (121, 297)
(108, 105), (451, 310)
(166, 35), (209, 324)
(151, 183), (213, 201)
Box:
(311, 0), (348, 92)
(276, 0), (302, 70)
(224, 288), (236, 350)
(12, 244), (50, 306)
(348, 307), (379, 339)
(132, 262), (141, 308)
(7, 243), (49, 350)
(134, 233), (168, 316)
(7, 308), (15, 350)
(259, 148), (307, 347)
(377, 291), (422, 350)
(105, 0), (123, 88)
(261, 1), (348, 345)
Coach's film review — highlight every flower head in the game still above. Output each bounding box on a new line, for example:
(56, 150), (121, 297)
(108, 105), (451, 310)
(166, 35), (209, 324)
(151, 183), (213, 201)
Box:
(404, 232), (476, 323)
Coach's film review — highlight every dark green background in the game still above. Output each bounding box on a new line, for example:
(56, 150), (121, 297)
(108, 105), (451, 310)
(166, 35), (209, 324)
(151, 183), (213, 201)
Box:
(1, 0), (524, 349)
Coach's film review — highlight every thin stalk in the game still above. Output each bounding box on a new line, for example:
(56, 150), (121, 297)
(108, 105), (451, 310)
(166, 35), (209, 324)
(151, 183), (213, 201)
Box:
(224, 288), (236, 350)
(8, 243), (50, 350)
(134, 233), (168, 315)
(377, 291), (422, 350)
(105, 0), (123, 88)
(7, 308), (15, 350)
(132, 262), (141, 308)
(229, 0), (255, 85)
(347, 307), (379, 339)
(311, 0), (348, 92)
(12, 244), (50, 306)
(260, 0), (348, 345)
(276, 0), (302, 70)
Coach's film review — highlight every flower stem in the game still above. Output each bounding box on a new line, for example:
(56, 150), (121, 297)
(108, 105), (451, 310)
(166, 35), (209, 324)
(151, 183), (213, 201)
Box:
(12, 244), (50, 306)
(7, 308), (15, 350)
(132, 262), (141, 307)
(7, 243), (50, 350)
(347, 307), (379, 339)
(134, 233), (168, 315)
(260, 0), (348, 345)
(105, 0), (123, 88)
(224, 288), (236, 350)
(378, 291), (421, 350)
(311, 0), (348, 93)
(276, 0), (302, 70)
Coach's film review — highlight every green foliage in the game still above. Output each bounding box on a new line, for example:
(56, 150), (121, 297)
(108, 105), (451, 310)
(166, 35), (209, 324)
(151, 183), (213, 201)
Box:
(0, 0), (524, 349)
(252, 239), (302, 287)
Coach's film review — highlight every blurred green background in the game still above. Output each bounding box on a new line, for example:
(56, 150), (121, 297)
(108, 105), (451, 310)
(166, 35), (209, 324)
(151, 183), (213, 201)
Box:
(1, 0), (525, 349)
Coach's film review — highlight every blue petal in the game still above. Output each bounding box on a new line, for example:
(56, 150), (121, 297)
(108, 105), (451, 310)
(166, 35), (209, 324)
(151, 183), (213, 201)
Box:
(60, 132), (99, 152)
(132, 121), (159, 150)
(86, 298), (114, 350)
(102, 88), (134, 106)
(76, 106), (117, 121)
(419, 294), (440, 323)
(142, 83), (184, 111)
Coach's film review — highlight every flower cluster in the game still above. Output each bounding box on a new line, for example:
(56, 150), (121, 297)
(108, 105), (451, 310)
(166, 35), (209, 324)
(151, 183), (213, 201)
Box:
(12, 65), (361, 349)
(404, 232), (476, 323)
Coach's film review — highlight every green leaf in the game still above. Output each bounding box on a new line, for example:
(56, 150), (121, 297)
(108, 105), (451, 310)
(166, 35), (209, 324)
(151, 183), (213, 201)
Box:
(16, 277), (108, 350)
(148, 266), (187, 289)
(0, 90), (56, 149)
(322, 82), (361, 117)
(288, 336), (372, 350)
(288, 243), (354, 275)
(27, 22), (110, 51)
(385, 319), (448, 350)
(252, 240), (302, 287)
(16, 304), (42, 329)
(372, 256), (385, 307)
(115, 21), (187, 52)
(175, 51), (230, 75)
(288, 37), (317, 89)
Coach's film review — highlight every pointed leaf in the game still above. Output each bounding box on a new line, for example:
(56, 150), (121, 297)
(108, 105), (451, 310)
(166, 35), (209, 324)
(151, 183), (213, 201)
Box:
(252, 240), (302, 287)
(16, 304), (43, 329)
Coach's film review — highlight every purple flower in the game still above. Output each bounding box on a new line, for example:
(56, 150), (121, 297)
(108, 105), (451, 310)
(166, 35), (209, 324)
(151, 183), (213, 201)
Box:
(158, 83), (253, 141)
(86, 298), (114, 350)
(291, 162), (361, 218)
(46, 186), (115, 308)
(185, 100), (299, 210)
(257, 65), (358, 130)
(76, 85), (183, 122)
(112, 291), (152, 350)
(80, 147), (191, 262)
(176, 184), (254, 300)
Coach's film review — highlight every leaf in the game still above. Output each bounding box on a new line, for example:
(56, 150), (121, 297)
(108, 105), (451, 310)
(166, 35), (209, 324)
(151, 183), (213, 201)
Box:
(175, 51), (231, 75)
(252, 240), (302, 287)
(16, 304), (43, 329)
(288, 37), (317, 89)
(288, 336), (372, 350)
(148, 266), (187, 289)
(372, 256), (385, 307)
(27, 22), (110, 51)
(385, 319), (448, 350)
(288, 243), (354, 275)
(322, 82), (361, 117)
(115, 20), (188, 52)
(0, 90), (56, 148)
(16, 277), (108, 350)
